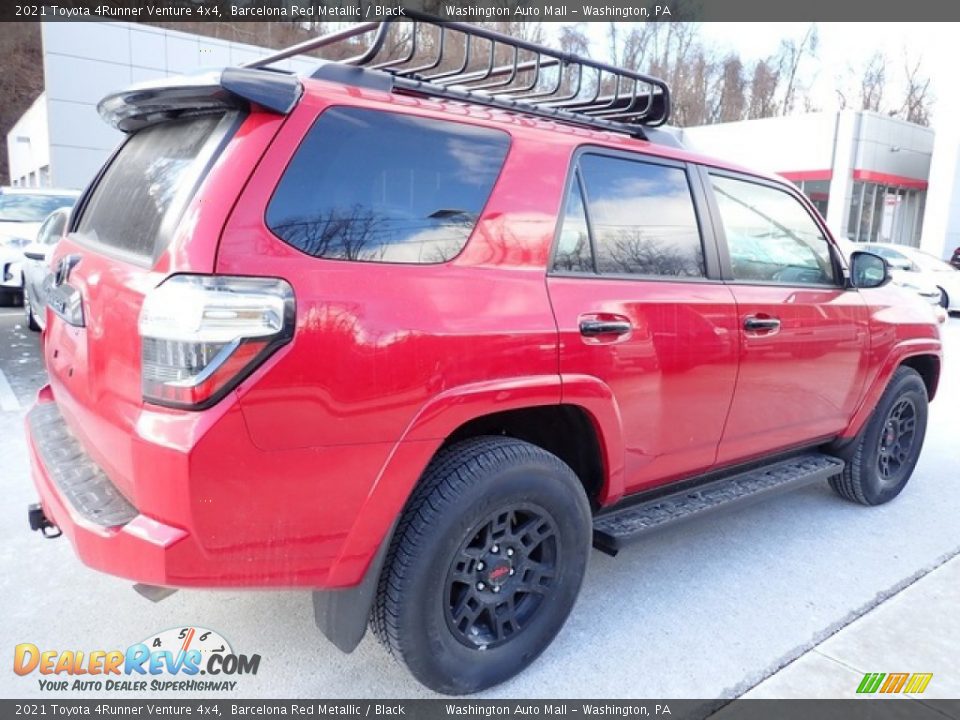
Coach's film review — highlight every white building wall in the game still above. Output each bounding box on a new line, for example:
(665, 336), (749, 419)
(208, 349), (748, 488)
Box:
(920, 113), (960, 260)
(33, 22), (315, 190)
(678, 112), (838, 176)
(6, 93), (51, 188)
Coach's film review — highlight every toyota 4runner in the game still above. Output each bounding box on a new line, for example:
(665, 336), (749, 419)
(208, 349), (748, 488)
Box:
(25, 17), (942, 694)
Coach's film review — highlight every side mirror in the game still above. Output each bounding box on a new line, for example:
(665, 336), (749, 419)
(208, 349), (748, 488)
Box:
(850, 251), (889, 289)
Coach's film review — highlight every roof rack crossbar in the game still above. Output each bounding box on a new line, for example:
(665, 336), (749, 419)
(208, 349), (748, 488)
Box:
(369, 25), (417, 71)
(398, 25), (446, 76)
(244, 12), (671, 137)
(420, 31), (473, 82)
(509, 60), (566, 102)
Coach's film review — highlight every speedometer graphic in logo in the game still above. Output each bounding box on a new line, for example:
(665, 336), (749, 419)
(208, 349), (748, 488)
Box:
(140, 626), (232, 669)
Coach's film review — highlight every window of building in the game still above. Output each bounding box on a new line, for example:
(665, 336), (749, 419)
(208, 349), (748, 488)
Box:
(266, 108), (510, 264)
(845, 179), (925, 248)
(799, 179), (830, 217)
(565, 154), (705, 278)
(711, 175), (837, 286)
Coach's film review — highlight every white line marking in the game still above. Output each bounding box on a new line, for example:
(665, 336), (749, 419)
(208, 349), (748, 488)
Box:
(0, 368), (22, 411)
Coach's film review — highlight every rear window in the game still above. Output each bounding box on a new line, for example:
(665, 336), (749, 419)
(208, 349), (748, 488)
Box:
(266, 107), (510, 264)
(75, 113), (234, 261)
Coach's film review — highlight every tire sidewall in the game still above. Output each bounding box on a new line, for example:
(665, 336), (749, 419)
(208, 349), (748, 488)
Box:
(857, 372), (928, 505)
(396, 458), (590, 694)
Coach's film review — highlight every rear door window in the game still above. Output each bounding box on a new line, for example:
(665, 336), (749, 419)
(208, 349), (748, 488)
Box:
(551, 153), (706, 279)
(75, 113), (235, 262)
(266, 108), (510, 264)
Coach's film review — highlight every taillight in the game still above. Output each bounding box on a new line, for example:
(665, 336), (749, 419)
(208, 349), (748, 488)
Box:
(138, 275), (294, 409)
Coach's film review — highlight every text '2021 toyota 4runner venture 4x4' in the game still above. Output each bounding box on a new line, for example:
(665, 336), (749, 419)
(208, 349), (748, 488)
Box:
(25, 17), (942, 694)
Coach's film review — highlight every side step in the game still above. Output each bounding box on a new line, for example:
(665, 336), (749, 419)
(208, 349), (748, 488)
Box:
(593, 452), (844, 555)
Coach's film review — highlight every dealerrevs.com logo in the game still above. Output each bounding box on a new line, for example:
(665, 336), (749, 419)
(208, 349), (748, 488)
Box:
(14, 627), (260, 692)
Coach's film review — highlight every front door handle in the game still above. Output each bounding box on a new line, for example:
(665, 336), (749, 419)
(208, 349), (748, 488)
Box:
(579, 318), (632, 337)
(743, 315), (781, 332)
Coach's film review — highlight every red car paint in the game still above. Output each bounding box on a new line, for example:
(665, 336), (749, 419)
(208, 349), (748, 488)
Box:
(27, 74), (941, 590)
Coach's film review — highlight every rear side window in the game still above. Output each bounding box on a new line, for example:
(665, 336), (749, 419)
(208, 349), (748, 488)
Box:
(553, 179), (592, 273)
(266, 108), (510, 264)
(710, 175), (837, 285)
(76, 113), (233, 261)
(552, 154), (705, 278)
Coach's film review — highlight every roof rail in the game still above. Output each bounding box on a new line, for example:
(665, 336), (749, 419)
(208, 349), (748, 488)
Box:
(241, 12), (671, 139)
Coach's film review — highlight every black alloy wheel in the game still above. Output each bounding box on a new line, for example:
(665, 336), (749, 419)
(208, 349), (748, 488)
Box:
(444, 505), (559, 650)
(876, 398), (918, 486)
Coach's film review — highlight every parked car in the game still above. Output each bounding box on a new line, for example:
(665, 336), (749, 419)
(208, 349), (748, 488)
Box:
(862, 242), (960, 313)
(22, 207), (72, 331)
(950, 246), (960, 270)
(832, 235), (943, 315)
(24, 18), (942, 695)
(0, 187), (80, 305)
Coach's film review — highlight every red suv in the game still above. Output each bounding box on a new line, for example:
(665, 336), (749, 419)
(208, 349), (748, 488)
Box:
(26, 18), (942, 694)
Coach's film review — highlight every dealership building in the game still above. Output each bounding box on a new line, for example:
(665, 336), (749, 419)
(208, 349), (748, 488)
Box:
(6, 21), (960, 260)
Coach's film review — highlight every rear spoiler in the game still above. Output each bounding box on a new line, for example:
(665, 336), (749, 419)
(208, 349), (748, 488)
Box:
(97, 67), (302, 132)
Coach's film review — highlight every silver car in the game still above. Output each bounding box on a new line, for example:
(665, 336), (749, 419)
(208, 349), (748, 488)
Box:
(0, 187), (80, 305)
(862, 243), (960, 314)
(22, 207), (71, 331)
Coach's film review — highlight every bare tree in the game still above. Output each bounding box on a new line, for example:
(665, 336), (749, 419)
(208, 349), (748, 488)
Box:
(859, 51), (886, 112)
(717, 54), (747, 122)
(899, 56), (933, 126)
(777, 24), (818, 115)
(748, 59), (780, 119)
(0, 23), (42, 184)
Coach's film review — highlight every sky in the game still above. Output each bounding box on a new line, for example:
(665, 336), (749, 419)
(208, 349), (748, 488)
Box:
(575, 22), (960, 131)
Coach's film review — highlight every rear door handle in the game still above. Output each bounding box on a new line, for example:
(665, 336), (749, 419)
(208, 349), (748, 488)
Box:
(743, 315), (781, 332)
(579, 318), (632, 337)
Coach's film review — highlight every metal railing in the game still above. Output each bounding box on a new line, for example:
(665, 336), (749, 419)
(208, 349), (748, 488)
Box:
(243, 13), (672, 138)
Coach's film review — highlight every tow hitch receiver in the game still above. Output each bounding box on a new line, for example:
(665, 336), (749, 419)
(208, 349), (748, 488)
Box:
(28, 503), (62, 539)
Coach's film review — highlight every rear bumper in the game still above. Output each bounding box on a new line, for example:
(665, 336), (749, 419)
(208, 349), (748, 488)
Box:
(27, 393), (198, 586)
(26, 385), (403, 589)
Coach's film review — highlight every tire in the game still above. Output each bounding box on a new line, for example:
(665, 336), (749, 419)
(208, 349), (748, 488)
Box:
(937, 287), (949, 310)
(830, 367), (928, 506)
(24, 289), (40, 332)
(371, 436), (591, 694)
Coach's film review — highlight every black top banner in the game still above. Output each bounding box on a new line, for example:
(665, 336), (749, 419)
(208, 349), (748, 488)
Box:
(4, 700), (960, 719)
(6, 0), (960, 22)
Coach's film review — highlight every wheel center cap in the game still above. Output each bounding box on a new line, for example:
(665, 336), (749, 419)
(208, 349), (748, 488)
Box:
(884, 427), (896, 446)
(485, 561), (512, 587)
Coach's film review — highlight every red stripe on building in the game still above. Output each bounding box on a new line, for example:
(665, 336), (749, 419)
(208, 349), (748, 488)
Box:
(778, 169), (833, 182)
(852, 169), (928, 190)
(777, 168), (928, 191)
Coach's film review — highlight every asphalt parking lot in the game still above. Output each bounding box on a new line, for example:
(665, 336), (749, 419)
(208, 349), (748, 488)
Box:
(1, 307), (958, 701)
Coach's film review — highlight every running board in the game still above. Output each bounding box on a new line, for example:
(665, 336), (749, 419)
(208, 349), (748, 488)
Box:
(593, 452), (844, 556)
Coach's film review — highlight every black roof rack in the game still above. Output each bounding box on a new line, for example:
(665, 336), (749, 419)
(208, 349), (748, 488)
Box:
(242, 13), (671, 140)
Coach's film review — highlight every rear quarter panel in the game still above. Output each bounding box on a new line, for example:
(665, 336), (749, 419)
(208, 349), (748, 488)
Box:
(217, 86), (571, 452)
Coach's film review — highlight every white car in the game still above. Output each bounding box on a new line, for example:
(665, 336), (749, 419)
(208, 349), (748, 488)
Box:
(862, 243), (960, 313)
(0, 187), (80, 305)
(22, 206), (72, 331)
